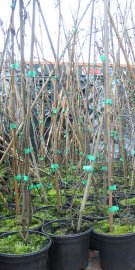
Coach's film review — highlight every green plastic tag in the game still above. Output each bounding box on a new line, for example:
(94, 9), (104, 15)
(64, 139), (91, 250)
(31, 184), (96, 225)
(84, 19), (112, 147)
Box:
(72, 26), (78, 32)
(100, 55), (106, 61)
(111, 131), (117, 137)
(57, 150), (62, 154)
(32, 184), (42, 189)
(51, 164), (59, 170)
(27, 71), (36, 77)
(10, 123), (17, 129)
(105, 99), (112, 105)
(108, 185), (117, 191)
(48, 183), (53, 189)
(83, 165), (94, 172)
(53, 75), (59, 81)
(109, 206), (119, 212)
(24, 147), (33, 154)
(82, 179), (87, 185)
(132, 150), (135, 156)
(36, 183), (43, 188)
(112, 79), (119, 85)
(101, 166), (108, 171)
(10, 2), (15, 9)
(62, 109), (66, 113)
(53, 108), (58, 114)
(79, 151), (83, 156)
(14, 174), (22, 181)
(87, 155), (96, 161)
(39, 157), (45, 160)
(28, 183), (34, 190)
(23, 175), (29, 182)
(39, 119), (43, 124)
(11, 63), (19, 69)
(120, 157), (124, 161)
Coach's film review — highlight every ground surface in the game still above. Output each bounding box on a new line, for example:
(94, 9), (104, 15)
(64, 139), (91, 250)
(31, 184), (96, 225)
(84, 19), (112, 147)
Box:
(86, 251), (102, 270)
(47, 250), (102, 270)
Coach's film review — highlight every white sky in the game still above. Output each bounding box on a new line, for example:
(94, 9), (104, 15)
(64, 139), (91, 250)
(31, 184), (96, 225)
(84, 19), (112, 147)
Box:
(0, 0), (135, 64)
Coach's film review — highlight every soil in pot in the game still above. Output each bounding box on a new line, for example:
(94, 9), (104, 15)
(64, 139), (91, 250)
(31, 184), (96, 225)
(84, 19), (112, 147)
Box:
(0, 215), (43, 234)
(93, 219), (135, 270)
(0, 231), (51, 270)
(42, 218), (92, 270)
(120, 197), (135, 206)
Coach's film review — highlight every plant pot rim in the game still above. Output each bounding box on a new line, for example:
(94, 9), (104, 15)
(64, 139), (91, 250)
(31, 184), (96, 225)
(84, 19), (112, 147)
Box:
(42, 218), (92, 239)
(84, 215), (108, 220)
(34, 205), (54, 211)
(0, 231), (52, 257)
(0, 215), (43, 222)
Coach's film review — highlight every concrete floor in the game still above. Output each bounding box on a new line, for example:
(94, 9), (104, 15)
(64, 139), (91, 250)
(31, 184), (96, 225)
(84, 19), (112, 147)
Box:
(86, 251), (102, 270)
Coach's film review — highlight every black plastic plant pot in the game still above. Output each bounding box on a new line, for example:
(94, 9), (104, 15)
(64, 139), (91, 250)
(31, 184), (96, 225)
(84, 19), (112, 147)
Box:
(0, 215), (43, 235)
(84, 216), (107, 250)
(93, 229), (135, 270)
(0, 231), (52, 270)
(42, 218), (92, 270)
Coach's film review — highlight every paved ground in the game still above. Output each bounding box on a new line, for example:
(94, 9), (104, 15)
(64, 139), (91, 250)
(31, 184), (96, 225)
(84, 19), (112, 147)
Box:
(86, 251), (102, 270)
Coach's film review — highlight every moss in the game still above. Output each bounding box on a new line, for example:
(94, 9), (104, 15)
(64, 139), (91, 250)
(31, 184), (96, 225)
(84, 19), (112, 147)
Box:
(47, 189), (57, 196)
(0, 206), (15, 217)
(82, 205), (108, 217)
(0, 233), (49, 254)
(0, 164), (8, 178)
(0, 217), (42, 233)
(72, 198), (83, 206)
(83, 205), (96, 215)
(45, 219), (91, 236)
(120, 197), (135, 206)
(34, 206), (76, 221)
(0, 194), (14, 204)
(94, 220), (135, 235)
(32, 192), (66, 207)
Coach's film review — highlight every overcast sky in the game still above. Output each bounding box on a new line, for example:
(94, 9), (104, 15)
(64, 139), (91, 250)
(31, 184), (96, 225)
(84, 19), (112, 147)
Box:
(0, 0), (135, 64)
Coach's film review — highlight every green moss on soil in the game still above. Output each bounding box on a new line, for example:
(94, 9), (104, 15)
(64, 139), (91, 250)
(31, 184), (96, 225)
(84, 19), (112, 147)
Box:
(0, 206), (15, 217)
(120, 197), (135, 206)
(45, 220), (91, 236)
(0, 217), (42, 233)
(94, 220), (135, 235)
(34, 206), (77, 221)
(0, 233), (49, 254)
